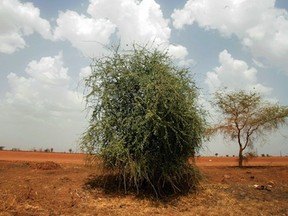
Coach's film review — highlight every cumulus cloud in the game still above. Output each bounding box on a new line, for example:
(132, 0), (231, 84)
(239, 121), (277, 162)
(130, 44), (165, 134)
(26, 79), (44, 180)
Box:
(167, 44), (195, 67)
(167, 44), (188, 59)
(0, 0), (52, 54)
(172, 0), (271, 36)
(87, 0), (171, 45)
(172, 0), (288, 73)
(53, 0), (193, 64)
(53, 10), (116, 57)
(3, 53), (83, 119)
(25, 52), (70, 86)
(205, 50), (272, 94)
(0, 53), (86, 151)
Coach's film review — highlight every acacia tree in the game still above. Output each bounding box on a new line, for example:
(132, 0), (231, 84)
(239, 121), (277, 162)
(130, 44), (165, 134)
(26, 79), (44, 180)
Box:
(81, 45), (206, 197)
(209, 90), (288, 167)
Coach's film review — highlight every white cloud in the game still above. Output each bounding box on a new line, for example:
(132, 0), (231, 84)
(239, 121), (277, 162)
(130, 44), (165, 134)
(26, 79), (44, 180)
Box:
(4, 53), (83, 118)
(53, 0), (193, 64)
(171, 0), (275, 36)
(172, 0), (288, 73)
(205, 50), (272, 94)
(0, 0), (52, 54)
(168, 44), (188, 59)
(53, 10), (116, 57)
(0, 53), (86, 151)
(168, 44), (195, 67)
(171, 0), (197, 30)
(243, 10), (288, 72)
(87, 0), (171, 46)
(25, 52), (70, 86)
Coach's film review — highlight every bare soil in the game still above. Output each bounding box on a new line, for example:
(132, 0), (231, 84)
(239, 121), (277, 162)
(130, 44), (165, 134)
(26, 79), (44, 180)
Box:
(0, 151), (287, 216)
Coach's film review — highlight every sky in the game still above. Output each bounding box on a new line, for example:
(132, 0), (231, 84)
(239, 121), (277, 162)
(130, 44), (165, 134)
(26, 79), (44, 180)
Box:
(0, 0), (287, 155)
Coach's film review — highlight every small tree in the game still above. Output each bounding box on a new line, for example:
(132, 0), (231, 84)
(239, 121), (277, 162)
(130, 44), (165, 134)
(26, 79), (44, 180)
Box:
(209, 90), (288, 167)
(81, 45), (206, 197)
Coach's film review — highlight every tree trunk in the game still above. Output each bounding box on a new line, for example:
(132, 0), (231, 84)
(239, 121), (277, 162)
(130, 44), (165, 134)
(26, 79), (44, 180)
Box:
(238, 148), (244, 167)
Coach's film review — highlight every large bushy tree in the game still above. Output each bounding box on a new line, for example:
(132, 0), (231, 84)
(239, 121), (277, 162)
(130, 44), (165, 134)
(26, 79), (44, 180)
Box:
(81, 45), (206, 197)
(209, 90), (288, 167)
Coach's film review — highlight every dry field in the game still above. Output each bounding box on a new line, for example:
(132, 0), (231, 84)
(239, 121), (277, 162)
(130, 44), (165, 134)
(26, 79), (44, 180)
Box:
(0, 151), (287, 216)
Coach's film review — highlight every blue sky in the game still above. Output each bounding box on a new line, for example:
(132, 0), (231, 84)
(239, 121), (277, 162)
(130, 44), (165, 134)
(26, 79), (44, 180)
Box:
(0, 0), (287, 155)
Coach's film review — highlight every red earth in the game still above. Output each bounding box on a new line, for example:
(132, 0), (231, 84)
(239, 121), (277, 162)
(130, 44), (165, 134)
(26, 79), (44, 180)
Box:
(1, 151), (287, 166)
(0, 151), (85, 164)
(0, 151), (287, 216)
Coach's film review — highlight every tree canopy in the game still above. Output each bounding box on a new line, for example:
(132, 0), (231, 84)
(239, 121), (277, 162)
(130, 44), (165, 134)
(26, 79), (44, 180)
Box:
(209, 90), (288, 167)
(81, 45), (206, 197)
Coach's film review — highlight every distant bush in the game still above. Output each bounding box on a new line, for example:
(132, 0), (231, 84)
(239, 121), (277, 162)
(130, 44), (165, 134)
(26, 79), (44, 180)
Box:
(243, 151), (257, 163)
(245, 151), (257, 158)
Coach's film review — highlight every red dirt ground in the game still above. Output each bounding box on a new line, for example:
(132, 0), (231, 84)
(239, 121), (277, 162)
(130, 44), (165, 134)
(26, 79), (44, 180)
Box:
(0, 151), (85, 164)
(1, 151), (287, 166)
(0, 151), (287, 216)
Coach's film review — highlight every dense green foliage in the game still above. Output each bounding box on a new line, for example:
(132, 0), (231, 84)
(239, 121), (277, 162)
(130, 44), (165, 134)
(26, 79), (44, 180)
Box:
(210, 90), (288, 167)
(81, 45), (206, 197)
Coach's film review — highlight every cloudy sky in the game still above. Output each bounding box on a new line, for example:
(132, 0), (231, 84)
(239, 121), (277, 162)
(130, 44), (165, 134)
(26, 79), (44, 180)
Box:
(0, 0), (287, 155)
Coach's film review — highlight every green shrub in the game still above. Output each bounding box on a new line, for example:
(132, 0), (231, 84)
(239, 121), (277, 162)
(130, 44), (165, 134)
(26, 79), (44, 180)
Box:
(81, 45), (206, 197)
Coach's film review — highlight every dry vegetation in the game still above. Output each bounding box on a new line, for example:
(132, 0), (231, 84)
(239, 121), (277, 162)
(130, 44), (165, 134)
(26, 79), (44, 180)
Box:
(0, 151), (287, 215)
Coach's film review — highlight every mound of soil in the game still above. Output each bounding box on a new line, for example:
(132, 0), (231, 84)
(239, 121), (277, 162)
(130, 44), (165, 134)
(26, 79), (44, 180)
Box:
(29, 161), (61, 170)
